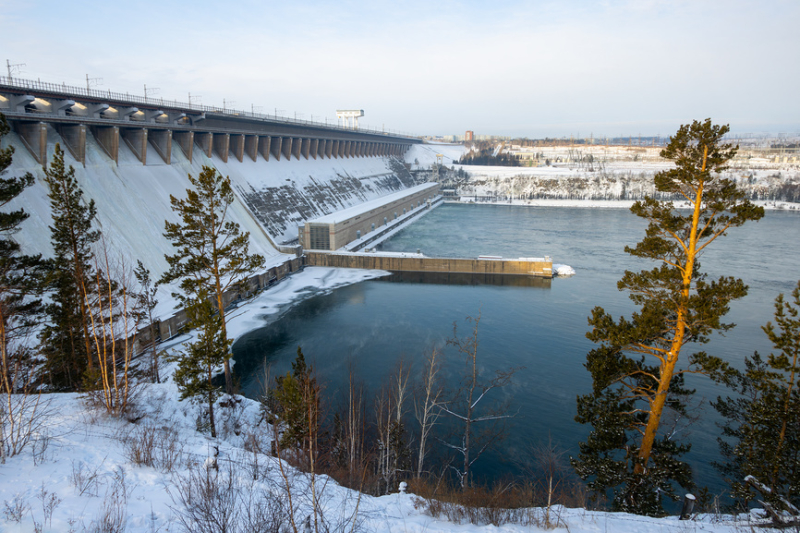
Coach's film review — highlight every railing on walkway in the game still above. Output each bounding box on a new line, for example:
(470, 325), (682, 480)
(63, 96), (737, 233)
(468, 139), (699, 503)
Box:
(0, 75), (420, 140)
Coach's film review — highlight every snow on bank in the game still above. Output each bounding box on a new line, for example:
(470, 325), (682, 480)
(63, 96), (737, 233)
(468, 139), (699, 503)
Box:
(224, 266), (390, 342)
(554, 264), (576, 277)
(0, 383), (757, 532)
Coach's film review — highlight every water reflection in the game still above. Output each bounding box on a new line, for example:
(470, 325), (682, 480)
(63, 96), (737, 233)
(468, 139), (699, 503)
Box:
(373, 271), (553, 288)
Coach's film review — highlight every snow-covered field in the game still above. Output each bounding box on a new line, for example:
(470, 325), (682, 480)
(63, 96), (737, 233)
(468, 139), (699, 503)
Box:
(0, 266), (767, 532)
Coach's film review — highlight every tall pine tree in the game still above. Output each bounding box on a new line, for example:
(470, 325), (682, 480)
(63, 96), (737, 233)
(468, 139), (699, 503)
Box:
(134, 260), (160, 383)
(572, 119), (764, 515)
(713, 281), (800, 510)
(0, 112), (44, 393)
(160, 166), (265, 396)
(40, 144), (100, 389)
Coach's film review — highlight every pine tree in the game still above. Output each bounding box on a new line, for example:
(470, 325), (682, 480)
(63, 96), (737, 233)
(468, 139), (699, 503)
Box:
(160, 166), (265, 396)
(273, 347), (318, 452)
(0, 112), (44, 393)
(41, 144), (100, 389)
(134, 260), (160, 383)
(713, 281), (800, 510)
(170, 291), (229, 438)
(572, 119), (764, 515)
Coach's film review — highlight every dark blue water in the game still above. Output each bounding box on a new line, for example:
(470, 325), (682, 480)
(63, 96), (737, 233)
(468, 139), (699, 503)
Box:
(233, 204), (800, 493)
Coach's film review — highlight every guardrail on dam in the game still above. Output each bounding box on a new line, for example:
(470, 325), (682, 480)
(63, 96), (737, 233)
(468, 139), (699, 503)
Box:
(0, 76), (421, 166)
(305, 252), (554, 278)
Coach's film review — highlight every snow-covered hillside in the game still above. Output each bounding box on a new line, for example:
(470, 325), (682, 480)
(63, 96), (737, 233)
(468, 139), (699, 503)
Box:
(451, 164), (800, 207)
(0, 267), (767, 533)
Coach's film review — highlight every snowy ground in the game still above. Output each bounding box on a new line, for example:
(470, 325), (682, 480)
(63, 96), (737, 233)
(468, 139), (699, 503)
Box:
(0, 266), (776, 532)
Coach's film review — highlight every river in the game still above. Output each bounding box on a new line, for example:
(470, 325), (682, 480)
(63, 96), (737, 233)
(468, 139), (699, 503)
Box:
(233, 203), (800, 494)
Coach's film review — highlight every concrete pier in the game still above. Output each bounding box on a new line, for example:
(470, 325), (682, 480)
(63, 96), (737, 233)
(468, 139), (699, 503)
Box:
(174, 131), (193, 163)
(195, 132), (213, 158)
(121, 127), (148, 164)
(281, 137), (292, 160)
(305, 252), (553, 278)
(149, 129), (172, 164)
(55, 124), (86, 166)
(245, 135), (258, 162)
(213, 133), (229, 162)
(91, 125), (119, 164)
(259, 135), (271, 161)
(14, 121), (48, 164)
(230, 134), (245, 162)
(272, 136), (283, 160)
(291, 137), (301, 160)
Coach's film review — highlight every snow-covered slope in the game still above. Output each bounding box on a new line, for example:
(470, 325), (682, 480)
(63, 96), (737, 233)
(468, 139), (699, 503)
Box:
(453, 165), (800, 205)
(407, 143), (466, 168)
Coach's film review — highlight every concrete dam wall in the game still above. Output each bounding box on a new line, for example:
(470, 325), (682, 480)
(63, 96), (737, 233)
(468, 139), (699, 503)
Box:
(2, 122), (433, 318)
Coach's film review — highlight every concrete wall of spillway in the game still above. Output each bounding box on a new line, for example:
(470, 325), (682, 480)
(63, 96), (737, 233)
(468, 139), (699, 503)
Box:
(1, 121), (440, 325)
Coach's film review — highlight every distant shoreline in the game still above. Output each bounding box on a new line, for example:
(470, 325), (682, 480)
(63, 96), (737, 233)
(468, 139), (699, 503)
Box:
(444, 198), (800, 211)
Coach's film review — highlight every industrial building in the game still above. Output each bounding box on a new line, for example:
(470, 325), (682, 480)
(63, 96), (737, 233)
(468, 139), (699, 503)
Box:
(300, 183), (440, 250)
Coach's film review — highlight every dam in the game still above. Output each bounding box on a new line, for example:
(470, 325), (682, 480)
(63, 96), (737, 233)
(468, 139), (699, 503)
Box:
(0, 76), (419, 168)
(0, 74), (556, 347)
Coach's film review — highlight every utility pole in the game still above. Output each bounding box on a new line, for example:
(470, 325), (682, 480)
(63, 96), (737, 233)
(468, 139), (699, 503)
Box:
(188, 93), (202, 109)
(144, 84), (160, 101)
(86, 74), (103, 92)
(6, 59), (25, 80)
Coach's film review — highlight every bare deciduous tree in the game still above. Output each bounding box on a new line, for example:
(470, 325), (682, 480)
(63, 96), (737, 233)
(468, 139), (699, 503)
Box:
(83, 240), (142, 415)
(414, 346), (443, 479)
(438, 313), (519, 489)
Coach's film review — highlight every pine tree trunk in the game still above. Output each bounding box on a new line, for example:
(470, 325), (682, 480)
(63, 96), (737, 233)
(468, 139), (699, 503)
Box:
(637, 147), (707, 470)
(208, 365), (217, 438)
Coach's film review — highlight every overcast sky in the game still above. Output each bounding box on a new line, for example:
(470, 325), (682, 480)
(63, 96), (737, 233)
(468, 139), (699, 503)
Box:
(2, 0), (798, 138)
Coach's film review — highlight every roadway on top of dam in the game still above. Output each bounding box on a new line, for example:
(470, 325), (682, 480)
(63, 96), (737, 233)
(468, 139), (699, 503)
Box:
(0, 76), (421, 143)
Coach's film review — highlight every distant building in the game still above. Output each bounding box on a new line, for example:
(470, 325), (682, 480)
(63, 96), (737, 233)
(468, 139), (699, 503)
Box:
(465, 130), (474, 141)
